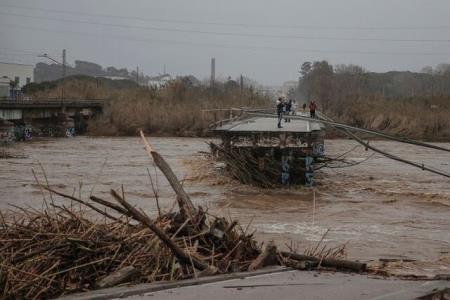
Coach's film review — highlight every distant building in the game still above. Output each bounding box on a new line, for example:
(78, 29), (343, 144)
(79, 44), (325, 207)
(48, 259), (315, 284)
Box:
(177, 75), (201, 87)
(148, 74), (172, 88)
(102, 76), (130, 81)
(0, 62), (34, 89)
(0, 77), (9, 98)
(280, 80), (298, 97)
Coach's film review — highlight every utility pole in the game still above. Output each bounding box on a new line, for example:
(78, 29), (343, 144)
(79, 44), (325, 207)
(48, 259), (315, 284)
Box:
(62, 49), (66, 100)
(240, 74), (244, 98)
(62, 49), (66, 78)
(136, 66), (139, 83)
(210, 58), (215, 87)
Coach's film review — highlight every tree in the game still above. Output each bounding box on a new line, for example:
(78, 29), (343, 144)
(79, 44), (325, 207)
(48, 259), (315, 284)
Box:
(309, 61), (334, 110)
(299, 62), (312, 77)
(106, 66), (120, 76)
(435, 63), (450, 75)
(298, 61), (313, 101)
(334, 64), (367, 102)
(421, 66), (433, 74)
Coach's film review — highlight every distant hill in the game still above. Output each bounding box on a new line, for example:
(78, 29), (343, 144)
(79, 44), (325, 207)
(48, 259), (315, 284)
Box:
(34, 60), (149, 85)
(23, 75), (139, 95)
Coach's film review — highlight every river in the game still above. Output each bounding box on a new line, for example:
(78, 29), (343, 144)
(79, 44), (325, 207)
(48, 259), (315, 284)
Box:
(1, 137), (449, 263)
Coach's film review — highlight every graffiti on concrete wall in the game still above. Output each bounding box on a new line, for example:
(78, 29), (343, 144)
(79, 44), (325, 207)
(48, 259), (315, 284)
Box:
(313, 143), (325, 156)
(305, 156), (315, 186)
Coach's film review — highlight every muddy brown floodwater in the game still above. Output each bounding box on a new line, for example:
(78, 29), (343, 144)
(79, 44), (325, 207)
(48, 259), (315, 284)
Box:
(1, 137), (449, 263)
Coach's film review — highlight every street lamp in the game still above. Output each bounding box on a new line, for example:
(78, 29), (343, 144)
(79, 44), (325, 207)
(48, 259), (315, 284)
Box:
(38, 53), (60, 65)
(38, 50), (67, 99)
(2, 75), (17, 99)
(38, 52), (66, 78)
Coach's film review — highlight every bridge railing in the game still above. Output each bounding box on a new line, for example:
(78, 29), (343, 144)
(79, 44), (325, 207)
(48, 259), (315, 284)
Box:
(0, 99), (105, 108)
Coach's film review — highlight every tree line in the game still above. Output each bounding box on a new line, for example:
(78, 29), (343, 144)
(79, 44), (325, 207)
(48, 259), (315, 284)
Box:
(290, 61), (450, 112)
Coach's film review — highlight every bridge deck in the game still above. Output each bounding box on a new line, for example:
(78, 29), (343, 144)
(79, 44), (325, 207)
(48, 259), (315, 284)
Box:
(214, 113), (324, 135)
(0, 99), (104, 109)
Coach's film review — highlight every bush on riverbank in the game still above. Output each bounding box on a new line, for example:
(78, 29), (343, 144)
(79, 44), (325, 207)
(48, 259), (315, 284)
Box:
(291, 61), (450, 141)
(326, 96), (450, 141)
(25, 76), (270, 136)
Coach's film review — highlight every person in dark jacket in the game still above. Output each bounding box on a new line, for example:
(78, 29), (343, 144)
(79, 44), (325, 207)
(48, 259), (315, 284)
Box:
(309, 100), (317, 118)
(276, 97), (284, 128)
(285, 99), (293, 122)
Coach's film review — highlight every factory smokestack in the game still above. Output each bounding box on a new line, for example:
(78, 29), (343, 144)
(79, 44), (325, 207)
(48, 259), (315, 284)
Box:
(210, 58), (215, 87)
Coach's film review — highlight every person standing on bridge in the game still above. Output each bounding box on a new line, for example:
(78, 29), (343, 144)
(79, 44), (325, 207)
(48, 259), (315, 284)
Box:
(291, 100), (297, 116)
(309, 100), (317, 118)
(276, 97), (284, 128)
(285, 99), (293, 122)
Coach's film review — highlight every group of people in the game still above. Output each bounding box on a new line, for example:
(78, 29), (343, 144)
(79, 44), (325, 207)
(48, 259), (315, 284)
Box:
(276, 97), (317, 128)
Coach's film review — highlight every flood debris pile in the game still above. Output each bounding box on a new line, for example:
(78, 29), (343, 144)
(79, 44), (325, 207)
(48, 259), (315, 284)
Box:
(0, 189), (262, 299)
(0, 132), (366, 299)
(209, 142), (281, 188)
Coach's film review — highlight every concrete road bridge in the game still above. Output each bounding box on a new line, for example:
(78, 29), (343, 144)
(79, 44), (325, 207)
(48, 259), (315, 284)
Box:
(212, 111), (325, 186)
(0, 99), (104, 141)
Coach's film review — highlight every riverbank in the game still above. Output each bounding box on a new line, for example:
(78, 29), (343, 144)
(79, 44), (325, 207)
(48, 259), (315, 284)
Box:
(24, 76), (270, 137)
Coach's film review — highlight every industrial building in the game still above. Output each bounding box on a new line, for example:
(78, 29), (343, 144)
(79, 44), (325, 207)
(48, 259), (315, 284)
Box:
(0, 62), (34, 98)
(0, 77), (9, 98)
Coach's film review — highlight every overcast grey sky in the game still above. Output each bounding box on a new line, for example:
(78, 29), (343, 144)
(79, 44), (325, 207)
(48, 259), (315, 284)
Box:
(1, 0), (449, 85)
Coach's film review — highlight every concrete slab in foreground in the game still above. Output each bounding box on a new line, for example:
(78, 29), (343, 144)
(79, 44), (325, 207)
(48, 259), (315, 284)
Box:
(62, 267), (449, 300)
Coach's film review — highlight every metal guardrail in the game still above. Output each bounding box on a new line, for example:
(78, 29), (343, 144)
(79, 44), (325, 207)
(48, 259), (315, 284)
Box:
(0, 99), (105, 109)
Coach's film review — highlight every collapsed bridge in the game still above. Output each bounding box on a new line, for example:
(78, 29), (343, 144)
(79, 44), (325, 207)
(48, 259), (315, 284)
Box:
(213, 112), (325, 186)
(211, 107), (450, 187)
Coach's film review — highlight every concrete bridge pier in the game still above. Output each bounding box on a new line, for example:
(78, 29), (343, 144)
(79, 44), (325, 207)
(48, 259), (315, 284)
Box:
(0, 99), (103, 143)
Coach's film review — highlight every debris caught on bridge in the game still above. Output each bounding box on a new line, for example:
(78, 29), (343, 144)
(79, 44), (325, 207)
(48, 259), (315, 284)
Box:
(211, 112), (325, 187)
(0, 131), (364, 299)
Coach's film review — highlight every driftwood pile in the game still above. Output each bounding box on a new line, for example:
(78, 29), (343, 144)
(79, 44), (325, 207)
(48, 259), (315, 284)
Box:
(0, 189), (262, 299)
(209, 142), (282, 188)
(0, 132), (366, 299)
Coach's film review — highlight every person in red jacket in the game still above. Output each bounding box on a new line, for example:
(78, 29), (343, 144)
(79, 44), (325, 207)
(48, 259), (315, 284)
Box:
(309, 100), (317, 118)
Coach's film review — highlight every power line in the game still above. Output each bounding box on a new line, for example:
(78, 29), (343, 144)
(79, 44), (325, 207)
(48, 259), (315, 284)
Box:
(0, 51), (50, 58)
(0, 47), (59, 56)
(4, 22), (450, 56)
(1, 3), (449, 31)
(1, 11), (450, 43)
(0, 55), (37, 65)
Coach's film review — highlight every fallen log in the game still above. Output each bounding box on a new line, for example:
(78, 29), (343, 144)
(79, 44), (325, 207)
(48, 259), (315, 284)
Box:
(97, 266), (140, 289)
(89, 195), (131, 217)
(110, 189), (209, 271)
(248, 241), (278, 271)
(140, 131), (196, 218)
(281, 251), (366, 272)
